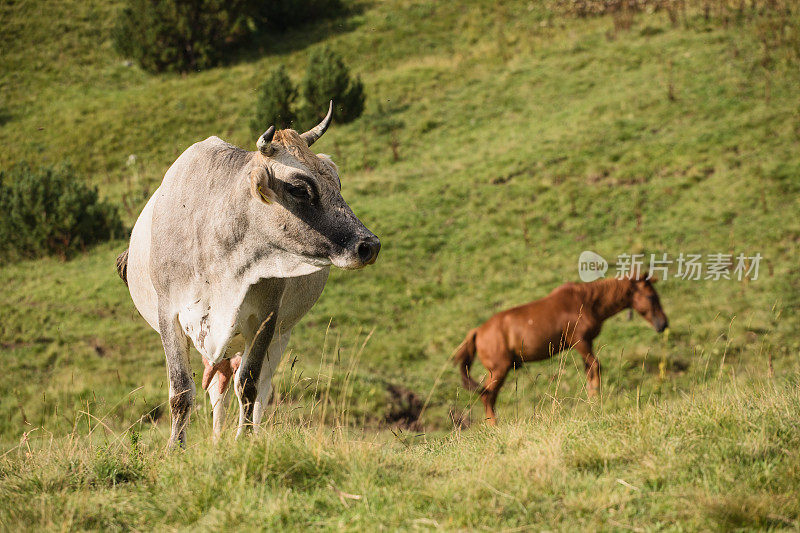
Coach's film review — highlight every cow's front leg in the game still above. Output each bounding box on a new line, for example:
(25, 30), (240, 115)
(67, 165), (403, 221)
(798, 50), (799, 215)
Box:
(252, 332), (291, 429)
(235, 315), (277, 437)
(159, 312), (194, 449)
(234, 279), (285, 437)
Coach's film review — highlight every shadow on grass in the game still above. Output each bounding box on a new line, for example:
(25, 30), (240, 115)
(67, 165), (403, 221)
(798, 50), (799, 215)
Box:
(228, 1), (371, 67)
(0, 106), (11, 126)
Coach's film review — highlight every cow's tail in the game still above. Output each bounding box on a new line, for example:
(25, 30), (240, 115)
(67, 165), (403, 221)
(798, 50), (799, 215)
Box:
(452, 328), (482, 392)
(115, 248), (129, 286)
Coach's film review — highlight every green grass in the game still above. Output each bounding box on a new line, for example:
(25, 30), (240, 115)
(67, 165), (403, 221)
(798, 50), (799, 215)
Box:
(2, 382), (799, 530)
(1, 0), (800, 529)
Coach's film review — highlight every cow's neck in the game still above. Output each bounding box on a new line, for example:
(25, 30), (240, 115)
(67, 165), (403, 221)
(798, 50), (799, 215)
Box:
(233, 178), (325, 282)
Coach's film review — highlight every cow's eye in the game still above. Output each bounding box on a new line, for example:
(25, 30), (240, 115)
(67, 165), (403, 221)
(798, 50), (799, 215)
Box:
(286, 184), (311, 201)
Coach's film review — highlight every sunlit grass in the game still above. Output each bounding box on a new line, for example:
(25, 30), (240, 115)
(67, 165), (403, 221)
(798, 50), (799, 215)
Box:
(2, 377), (798, 530)
(1, 0), (799, 528)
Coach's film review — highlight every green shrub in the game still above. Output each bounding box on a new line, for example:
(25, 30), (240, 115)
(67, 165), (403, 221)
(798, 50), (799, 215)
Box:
(251, 65), (298, 133)
(299, 46), (365, 129)
(113, 0), (345, 74)
(0, 163), (123, 263)
(253, 48), (366, 133)
(112, 0), (255, 74)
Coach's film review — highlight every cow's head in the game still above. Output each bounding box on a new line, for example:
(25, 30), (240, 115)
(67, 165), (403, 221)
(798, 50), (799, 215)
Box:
(249, 102), (380, 269)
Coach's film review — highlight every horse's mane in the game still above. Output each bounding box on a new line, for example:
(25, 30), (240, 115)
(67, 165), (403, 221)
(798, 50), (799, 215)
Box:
(569, 278), (631, 307)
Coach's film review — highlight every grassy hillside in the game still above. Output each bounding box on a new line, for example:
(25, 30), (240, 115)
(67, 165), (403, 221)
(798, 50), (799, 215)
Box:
(2, 383), (799, 530)
(1, 0), (799, 529)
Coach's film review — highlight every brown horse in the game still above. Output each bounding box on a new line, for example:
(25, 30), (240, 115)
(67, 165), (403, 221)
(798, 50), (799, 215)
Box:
(453, 275), (668, 424)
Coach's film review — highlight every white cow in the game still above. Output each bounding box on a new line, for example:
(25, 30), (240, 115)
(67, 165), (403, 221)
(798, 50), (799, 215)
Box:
(117, 103), (380, 447)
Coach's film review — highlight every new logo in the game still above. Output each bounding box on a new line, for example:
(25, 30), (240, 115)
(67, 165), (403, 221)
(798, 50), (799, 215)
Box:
(578, 251), (608, 282)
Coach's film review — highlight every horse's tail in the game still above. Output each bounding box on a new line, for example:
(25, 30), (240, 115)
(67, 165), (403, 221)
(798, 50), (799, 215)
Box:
(115, 248), (129, 286)
(452, 328), (482, 392)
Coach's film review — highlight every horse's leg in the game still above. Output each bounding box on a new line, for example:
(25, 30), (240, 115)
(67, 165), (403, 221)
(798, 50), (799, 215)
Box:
(480, 358), (512, 426)
(575, 339), (601, 397)
(158, 312), (194, 448)
(252, 332), (291, 430)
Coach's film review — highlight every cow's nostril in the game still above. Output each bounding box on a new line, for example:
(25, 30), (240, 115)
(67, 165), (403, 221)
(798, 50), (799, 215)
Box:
(357, 242), (373, 263)
(356, 238), (380, 264)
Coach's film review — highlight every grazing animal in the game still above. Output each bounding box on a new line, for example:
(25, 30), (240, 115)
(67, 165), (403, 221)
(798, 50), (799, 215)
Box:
(453, 275), (668, 425)
(117, 103), (380, 446)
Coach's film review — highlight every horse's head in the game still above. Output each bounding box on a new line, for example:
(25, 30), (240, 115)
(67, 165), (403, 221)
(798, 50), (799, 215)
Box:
(629, 274), (669, 332)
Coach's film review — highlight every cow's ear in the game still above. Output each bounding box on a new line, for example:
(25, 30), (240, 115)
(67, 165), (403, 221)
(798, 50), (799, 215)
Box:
(317, 153), (341, 188)
(250, 167), (276, 205)
(317, 153), (338, 174)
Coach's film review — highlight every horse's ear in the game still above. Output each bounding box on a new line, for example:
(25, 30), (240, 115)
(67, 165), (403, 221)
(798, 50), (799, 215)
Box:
(629, 271), (646, 282)
(639, 271), (658, 283)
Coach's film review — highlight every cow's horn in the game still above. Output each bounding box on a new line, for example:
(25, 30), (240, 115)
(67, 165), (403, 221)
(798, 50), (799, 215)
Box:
(257, 125), (276, 156)
(300, 100), (333, 147)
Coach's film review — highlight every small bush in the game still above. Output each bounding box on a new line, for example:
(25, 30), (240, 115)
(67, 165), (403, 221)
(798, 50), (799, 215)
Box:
(251, 65), (298, 133)
(253, 48), (366, 133)
(113, 0), (345, 74)
(299, 46), (365, 129)
(0, 163), (123, 263)
(112, 0), (256, 74)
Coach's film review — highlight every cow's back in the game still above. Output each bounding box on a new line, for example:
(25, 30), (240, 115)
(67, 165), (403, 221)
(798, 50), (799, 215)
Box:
(127, 185), (161, 332)
(127, 137), (249, 333)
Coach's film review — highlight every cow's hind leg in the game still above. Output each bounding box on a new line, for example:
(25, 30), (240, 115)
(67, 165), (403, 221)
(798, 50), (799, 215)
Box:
(205, 354), (241, 440)
(208, 371), (231, 439)
(159, 312), (194, 448)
